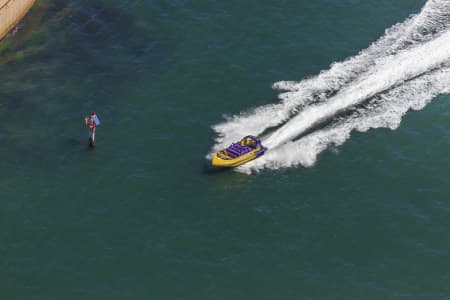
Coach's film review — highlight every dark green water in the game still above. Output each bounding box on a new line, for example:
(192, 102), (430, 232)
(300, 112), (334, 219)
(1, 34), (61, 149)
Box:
(1, 0), (449, 299)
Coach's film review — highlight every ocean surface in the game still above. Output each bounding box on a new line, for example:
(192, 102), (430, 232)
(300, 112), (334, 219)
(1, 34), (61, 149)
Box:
(1, 0), (449, 299)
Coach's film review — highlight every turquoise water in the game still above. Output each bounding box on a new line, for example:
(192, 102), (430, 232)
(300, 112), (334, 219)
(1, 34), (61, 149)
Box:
(1, 0), (450, 299)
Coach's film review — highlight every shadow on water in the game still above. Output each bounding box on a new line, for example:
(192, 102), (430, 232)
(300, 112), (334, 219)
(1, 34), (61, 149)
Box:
(65, 137), (94, 153)
(202, 163), (233, 175)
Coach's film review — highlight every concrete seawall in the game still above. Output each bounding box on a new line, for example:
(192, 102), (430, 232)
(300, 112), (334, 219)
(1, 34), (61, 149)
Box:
(0, 0), (36, 41)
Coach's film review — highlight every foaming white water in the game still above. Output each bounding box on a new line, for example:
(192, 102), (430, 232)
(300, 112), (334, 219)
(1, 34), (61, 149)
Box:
(209, 0), (450, 172)
(264, 29), (450, 148)
(209, 14), (416, 153)
(239, 67), (450, 173)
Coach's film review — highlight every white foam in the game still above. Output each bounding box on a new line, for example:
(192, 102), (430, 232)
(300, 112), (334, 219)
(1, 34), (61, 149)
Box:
(239, 67), (450, 173)
(208, 0), (450, 173)
(264, 29), (450, 148)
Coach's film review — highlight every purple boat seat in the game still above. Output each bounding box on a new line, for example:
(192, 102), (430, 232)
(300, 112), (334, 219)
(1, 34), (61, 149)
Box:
(226, 143), (252, 158)
(226, 148), (240, 158)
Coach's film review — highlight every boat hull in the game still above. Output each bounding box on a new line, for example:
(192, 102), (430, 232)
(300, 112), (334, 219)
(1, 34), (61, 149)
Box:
(211, 146), (266, 167)
(211, 151), (258, 167)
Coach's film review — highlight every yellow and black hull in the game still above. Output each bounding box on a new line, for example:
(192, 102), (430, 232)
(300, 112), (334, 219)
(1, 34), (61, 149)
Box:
(211, 149), (261, 167)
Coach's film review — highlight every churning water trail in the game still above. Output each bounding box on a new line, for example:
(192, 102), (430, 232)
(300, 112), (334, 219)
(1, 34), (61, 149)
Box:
(209, 0), (450, 173)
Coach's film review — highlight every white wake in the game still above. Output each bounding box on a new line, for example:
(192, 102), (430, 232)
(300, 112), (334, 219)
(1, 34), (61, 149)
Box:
(208, 0), (450, 173)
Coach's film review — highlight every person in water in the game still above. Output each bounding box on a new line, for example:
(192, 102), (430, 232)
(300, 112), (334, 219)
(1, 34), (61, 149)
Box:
(84, 112), (99, 146)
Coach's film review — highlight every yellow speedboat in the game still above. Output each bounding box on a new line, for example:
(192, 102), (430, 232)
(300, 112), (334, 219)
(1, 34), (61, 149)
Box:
(211, 136), (267, 167)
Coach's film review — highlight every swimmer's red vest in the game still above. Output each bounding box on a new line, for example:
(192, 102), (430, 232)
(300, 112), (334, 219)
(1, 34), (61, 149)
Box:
(87, 119), (95, 129)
